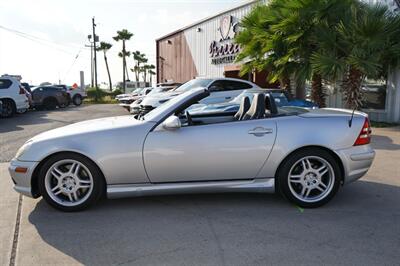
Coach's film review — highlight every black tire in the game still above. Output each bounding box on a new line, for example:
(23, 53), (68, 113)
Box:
(73, 95), (83, 106)
(59, 100), (69, 108)
(277, 148), (341, 208)
(44, 98), (57, 110)
(38, 153), (105, 212)
(0, 99), (16, 118)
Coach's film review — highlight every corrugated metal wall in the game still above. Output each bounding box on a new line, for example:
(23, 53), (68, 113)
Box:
(184, 3), (255, 78)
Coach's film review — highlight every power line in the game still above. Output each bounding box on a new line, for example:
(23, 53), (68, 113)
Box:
(0, 25), (89, 55)
(63, 48), (83, 81)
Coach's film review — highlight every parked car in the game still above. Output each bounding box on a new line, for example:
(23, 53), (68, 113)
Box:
(188, 89), (318, 115)
(129, 85), (178, 114)
(9, 87), (374, 211)
(118, 87), (153, 110)
(31, 86), (70, 110)
(138, 77), (260, 115)
(0, 76), (29, 118)
(54, 85), (86, 106)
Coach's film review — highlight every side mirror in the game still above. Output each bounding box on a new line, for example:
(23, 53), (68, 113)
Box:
(162, 115), (181, 130)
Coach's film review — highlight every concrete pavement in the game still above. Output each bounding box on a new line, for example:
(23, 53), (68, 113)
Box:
(0, 104), (399, 265)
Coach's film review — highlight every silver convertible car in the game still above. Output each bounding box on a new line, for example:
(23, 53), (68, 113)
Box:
(9, 88), (375, 211)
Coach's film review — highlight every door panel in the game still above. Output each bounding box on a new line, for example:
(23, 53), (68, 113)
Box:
(143, 119), (277, 183)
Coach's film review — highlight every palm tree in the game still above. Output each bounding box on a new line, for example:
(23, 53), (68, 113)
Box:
(113, 29), (133, 92)
(118, 50), (131, 81)
(97, 42), (113, 91)
(132, 51), (147, 82)
(312, 3), (400, 109)
(148, 69), (156, 85)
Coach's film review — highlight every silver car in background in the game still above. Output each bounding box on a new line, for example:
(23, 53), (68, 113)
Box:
(9, 88), (375, 211)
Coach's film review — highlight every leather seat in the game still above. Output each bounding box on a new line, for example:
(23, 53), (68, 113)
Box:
(265, 94), (278, 116)
(242, 93), (265, 120)
(234, 96), (250, 120)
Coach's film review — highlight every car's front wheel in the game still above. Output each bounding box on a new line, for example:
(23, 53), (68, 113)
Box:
(38, 153), (105, 211)
(277, 148), (341, 208)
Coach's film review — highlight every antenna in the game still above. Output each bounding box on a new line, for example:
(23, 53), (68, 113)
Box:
(348, 107), (357, 127)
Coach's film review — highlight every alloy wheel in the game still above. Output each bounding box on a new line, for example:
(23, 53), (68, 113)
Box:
(287, 156), (335, 203)
(44, 159), (94, 207)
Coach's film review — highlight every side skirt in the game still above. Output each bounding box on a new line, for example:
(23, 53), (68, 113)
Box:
(107, 178), (275, 199)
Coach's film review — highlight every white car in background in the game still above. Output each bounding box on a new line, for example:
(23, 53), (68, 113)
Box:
(53, 85), (87, 106)
(0, 75), (29, 118)
(138, 77), (260, 115)
(129, 85), (179, 115)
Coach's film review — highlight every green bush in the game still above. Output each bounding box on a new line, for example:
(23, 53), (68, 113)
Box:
(85, 87), (122, 103)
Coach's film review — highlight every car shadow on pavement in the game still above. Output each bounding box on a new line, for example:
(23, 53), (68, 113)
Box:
(27, 180), (400, 265)
(0, 106), (84, 133)
(371, 134), (400, 150)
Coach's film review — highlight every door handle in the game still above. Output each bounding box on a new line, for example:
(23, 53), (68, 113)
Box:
(248, 127), (273, 136)
(225, 96), (231, 99)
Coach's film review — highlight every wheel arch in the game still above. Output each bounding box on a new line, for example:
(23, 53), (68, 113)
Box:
(30, 151), (106, 198)
(0, 97), (16, 106)
(274, 145), (345, 185)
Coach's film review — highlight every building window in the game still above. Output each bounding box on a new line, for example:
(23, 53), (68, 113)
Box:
(361, 80), (387, 110)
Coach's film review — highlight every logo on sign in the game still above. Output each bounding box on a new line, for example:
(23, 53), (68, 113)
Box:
(210, 15), (240, 64)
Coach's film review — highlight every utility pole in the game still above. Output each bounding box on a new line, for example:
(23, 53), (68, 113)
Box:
(85, 35), (93, 87)
(92, 17), (98, 101)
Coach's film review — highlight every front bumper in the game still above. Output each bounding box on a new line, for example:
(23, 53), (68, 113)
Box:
(335, 145), (375, 184)
(8, 159), (39, 198)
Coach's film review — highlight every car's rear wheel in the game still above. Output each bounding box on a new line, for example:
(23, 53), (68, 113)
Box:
(38, 153), (105, 211)
(73, 95), (82, 106)
(1, 99), (16, 118)
(44, 98), (57, 110)
(277, 148), (341, 208)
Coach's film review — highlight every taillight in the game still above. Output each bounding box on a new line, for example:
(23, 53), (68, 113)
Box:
(19, 86), (25, 94)
(354, 118), (372, 146)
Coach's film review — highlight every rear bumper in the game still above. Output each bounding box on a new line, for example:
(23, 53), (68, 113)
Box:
(335, 145), (375, 184)
(8, 159), (38, 198)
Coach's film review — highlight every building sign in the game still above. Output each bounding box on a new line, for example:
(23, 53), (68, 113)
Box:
(209, 15), (240, 65)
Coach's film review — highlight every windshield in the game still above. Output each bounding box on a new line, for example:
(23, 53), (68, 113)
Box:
(143, 89), (205, 121)
(270, 92), (290, 106)
(174, 79), (212, 92)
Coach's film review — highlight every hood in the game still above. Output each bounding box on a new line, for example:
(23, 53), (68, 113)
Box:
(30, 116), (141, 143)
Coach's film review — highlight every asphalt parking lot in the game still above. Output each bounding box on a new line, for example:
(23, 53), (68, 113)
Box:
(0, 104), (399, 265)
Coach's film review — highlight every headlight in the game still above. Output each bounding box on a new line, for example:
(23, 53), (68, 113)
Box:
(15, 141), (32, 159)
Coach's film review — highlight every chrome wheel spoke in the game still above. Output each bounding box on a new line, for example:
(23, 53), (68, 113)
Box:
(317, 165), (328, 176)
(51, 186), (63, 195)
(316, 182), (327, 192)
(289, 175), (302, 183)
(51, 167), (63, 179)
(301, 186), (311, 198)
(72, 191), (79, 202)
(67, 193), (73, 202)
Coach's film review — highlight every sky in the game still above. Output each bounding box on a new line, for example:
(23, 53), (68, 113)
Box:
(0, 0), (245, 87)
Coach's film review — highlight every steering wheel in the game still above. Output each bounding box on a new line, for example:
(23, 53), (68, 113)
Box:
(186, 111), (193, 126)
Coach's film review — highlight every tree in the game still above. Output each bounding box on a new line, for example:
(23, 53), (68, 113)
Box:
(113, 29), (133, 92)
(118, 50), (131, 81)
(236, 0), (357, 107)
(132, 51), (147, 82)
(97, 42), (113, 91)
(148, 69), (156, 85)
(312, 3), (400, 109)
